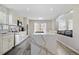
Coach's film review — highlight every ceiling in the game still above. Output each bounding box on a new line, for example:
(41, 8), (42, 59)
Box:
(3, 4), (73, 20)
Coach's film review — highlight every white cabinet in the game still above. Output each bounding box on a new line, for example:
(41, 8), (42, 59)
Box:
(15, 35), (21, 45)
(0, 35), (3, 55)
(3, 36), (9, 53)
(0, 12), (8, 24)
(8, 34), (14, 50)
(0, 33), (14, 54)
(15, 31), (27, 46)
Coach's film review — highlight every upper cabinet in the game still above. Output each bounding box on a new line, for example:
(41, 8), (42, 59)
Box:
(8, 13), (13, 25)
(0, 11), (8, 24)
(8, 10), (17, 25)
(0, 5), (17, 25)
(0, 5), (9, 32)
(0, 5), (9, 25)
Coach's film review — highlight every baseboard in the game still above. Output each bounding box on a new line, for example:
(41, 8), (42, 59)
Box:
(57, 39), (79, 54)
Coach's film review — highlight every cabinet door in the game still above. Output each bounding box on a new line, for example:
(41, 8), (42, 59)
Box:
(8, 34), (14, 50)
(15, 35), (21, 45)
(0, 36), (2, 54)
(3, 36), (9, 53)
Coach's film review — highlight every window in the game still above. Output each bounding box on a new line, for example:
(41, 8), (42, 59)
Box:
(68, 20), (73, 30)
(58, 19), (67, 30)
(34, 23), (46, 33)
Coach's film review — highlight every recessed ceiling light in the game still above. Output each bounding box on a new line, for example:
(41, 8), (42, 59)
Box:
(26, 8), (30, 11)
(38, 17), (43, 20)
(70, 10), (74, 13)
(50, 8), (53, 11)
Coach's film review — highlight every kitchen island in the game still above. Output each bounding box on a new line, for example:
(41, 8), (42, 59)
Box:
(30, 34), (57, 55)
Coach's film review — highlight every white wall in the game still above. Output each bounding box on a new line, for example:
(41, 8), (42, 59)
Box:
(73, 5), (79, 51)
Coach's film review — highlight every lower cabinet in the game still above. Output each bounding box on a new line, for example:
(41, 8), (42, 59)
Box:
(15, 31), (27, 46)
(0, 33), (14, 55)
(3, 37), (9, 53)
(0, 35), (3, 55)
(8, 34), (14, 50)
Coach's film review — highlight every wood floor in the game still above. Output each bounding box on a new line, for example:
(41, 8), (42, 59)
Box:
(5, 36), (78, 55)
